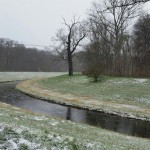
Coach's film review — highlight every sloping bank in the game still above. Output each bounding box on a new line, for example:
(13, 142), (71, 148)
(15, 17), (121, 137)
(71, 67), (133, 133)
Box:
(16, 74), (150, 121)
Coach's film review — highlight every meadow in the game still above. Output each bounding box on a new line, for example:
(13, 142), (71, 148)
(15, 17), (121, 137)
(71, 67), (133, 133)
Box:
(17, 74), (150, 120)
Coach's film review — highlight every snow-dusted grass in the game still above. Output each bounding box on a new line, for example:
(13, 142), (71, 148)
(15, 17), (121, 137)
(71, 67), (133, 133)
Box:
(0, 72), (66, 82)
(17, 74), (150, 120)
(0, 102), (150, 150)
(41, 74), (150, 107)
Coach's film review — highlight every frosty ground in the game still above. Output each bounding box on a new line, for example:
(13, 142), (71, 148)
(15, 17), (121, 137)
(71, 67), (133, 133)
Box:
(0, 72), (65, 83)
(0, 102), (150, 150)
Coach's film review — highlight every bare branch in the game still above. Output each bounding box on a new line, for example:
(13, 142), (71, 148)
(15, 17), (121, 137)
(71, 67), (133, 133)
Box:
(100, 0), (149, 12)
(71, 33), (86, 54)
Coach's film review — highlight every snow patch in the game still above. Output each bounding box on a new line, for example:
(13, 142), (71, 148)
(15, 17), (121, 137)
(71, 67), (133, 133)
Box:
(32, 116), (48, 121)
(115, 81), (123, 84)
(19, 138), (40, 148)
(135, 97), (150, 104)
(49, 119), (59, 126)
(134, 79), (147, 83)
(8, 140), (18, 149)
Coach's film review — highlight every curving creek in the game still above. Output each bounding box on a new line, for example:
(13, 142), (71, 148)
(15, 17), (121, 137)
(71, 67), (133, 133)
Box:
(0, 81), (150, 139)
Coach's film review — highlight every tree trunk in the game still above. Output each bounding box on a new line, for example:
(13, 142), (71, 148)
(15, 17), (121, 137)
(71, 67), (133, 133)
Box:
(67, 51), (73, 76)
(67, 32), (73, 76)
(94, 75), (98, 82)
(68, 57), (73, 76)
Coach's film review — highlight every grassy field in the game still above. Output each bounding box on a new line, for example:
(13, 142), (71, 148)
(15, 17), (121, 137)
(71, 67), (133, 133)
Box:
(0, 102), (150, 150)
(17, 74), (150, 120)
(1, 73), (150, 149)
(0, 72), (65, 82)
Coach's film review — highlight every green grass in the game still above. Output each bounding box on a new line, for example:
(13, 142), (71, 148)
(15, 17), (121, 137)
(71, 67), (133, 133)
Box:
(40, 74), (150, 107)
(0, 72), (66, 82)
(0, 102), (150, 150)
(17, 74), (150, 120)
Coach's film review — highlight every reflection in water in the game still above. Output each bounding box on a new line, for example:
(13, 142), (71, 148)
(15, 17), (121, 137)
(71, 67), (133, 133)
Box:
(0, 81), (150, 138)
(66, 108), (86, 123)
(66, 108), (71, 120)
(84, 110), (150, 137)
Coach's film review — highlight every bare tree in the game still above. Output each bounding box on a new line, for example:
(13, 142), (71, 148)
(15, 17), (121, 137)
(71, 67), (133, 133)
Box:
(88, 0), (139, 76)
(101, 0), (150, 11)
(84, 42), (105, 82)
(88, 15), (113, 75)
(53, 16), (86, 76)
(133, 13), (150, 76)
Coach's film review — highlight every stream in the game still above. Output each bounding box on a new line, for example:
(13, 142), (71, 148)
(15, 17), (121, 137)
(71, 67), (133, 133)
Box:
(0, 81), (150, 138)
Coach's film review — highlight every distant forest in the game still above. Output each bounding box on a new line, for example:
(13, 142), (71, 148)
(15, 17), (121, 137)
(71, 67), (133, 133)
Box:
(0, 38), (83, 72)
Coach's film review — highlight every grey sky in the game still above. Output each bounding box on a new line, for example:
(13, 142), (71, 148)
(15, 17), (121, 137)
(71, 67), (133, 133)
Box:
(0, 0), (93, 47)
(0, 0), (150, 48)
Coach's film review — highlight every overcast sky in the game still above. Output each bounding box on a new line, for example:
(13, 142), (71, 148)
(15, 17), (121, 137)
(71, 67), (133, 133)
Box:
(0, 0), (93, 47)
(0, 0), (150, 48)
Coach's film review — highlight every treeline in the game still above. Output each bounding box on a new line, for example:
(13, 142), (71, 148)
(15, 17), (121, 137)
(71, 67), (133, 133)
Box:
(0, 38), (82, 72)
(83, 1), (150, 78)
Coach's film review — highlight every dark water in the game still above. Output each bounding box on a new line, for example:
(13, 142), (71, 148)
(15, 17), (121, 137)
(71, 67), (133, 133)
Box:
(0, 81), (150, 138)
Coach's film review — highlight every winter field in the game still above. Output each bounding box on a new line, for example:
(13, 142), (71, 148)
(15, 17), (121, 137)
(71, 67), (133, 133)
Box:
(0, 102), (150, 150)
(17, 74), (150, 120)
(0, 72), (65, 83)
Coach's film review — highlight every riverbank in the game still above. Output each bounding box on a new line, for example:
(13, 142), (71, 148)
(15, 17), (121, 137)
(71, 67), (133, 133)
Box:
(0, 102), (150, 149)
(17, 74), (150, 121)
